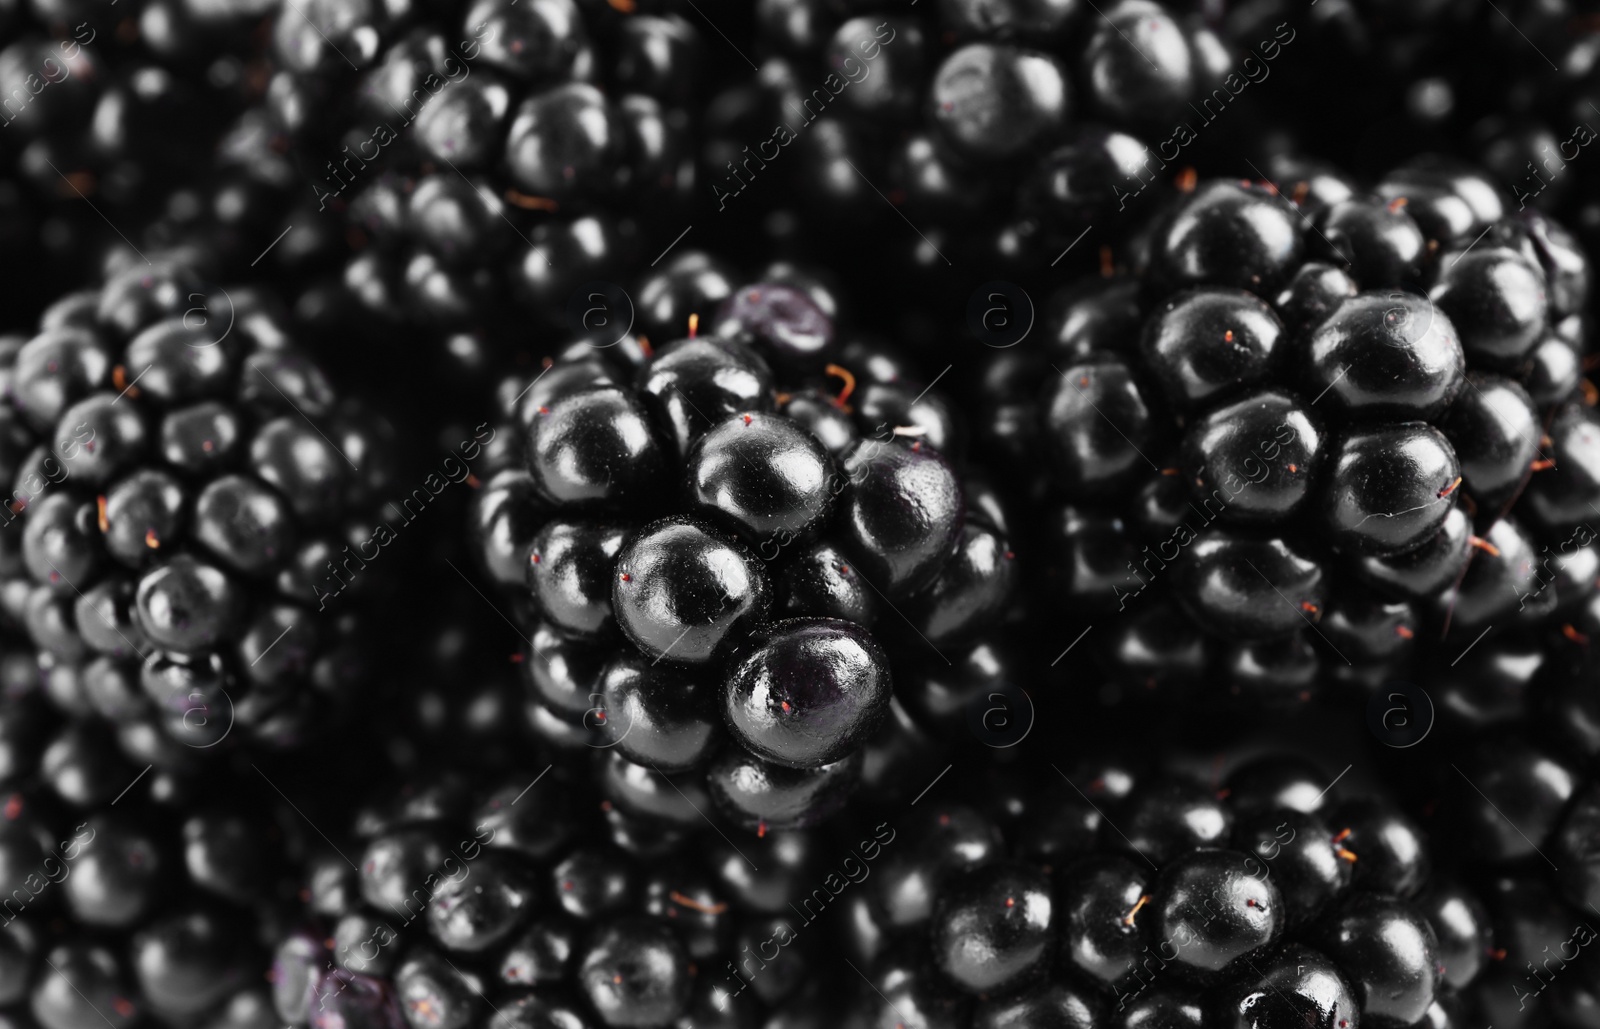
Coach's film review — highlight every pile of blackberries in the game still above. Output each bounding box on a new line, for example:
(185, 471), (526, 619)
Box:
(258, 743), (1600, 1029)
(0, 0), (1597, 1028)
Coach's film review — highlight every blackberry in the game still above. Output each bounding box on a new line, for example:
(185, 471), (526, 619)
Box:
(0, 252), (395, 758)
(706, 0), (1277, 282)
(121, 0), (744, 413)
(983, 162), (1598, 696)
(1359, 726), (1600, 1029)
(6, 9), (1600, 1029)
(0, 0), (280, 322)
(841, 748), (1476, 1029)
(266, 757), (878, 1029)
(468, 265), (1017, 831)
(0, 689), (329, 1029)
(1414, 745), (1600, 1029)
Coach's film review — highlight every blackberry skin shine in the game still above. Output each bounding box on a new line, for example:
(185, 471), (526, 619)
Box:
(471, 266), (1019, 832)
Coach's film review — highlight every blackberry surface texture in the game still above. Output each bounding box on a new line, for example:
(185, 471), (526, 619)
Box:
(0, 251), (396, 759)
(1, 2), (1598, 1028)
(469, 261), (1020, 832)
(978, 159), (1599, 698)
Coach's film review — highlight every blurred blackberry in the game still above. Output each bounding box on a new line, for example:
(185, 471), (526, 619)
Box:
(0, 250), (397, 761)
(131, 0), (746, 406)
(0, 697), (321, 1029)
(0, 0), (284, 318)
(1360, 721), (1600, 1029)
(266, 759), (849, 1029)
(703, 0), (1296, 284)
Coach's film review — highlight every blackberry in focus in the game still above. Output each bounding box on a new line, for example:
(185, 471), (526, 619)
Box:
(984, 162), (1599, 697)
(469, 266), (1019, 831)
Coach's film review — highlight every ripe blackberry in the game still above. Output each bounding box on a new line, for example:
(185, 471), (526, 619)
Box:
(0, 0), (292, 327)
(1356, 725), (1600, 1029)
(0, 689), (331, 1029)
(7, 10), (1600, 1029)
(468, 264), (1018, 831)
(843, 748), (1479, 1029)
(0, 252), (395, 758)
(120, 0), (748, 411)
(982, 161), (1598, 696)
(267, 757), (904, 1029)
(709, 0), (1281, 281)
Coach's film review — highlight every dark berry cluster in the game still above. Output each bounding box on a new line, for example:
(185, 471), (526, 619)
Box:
(0, 0), (269, 311)
(3, 0), (1600, 1027)
(700, 0), (1299, 277)
(267, 761), (873, 1029)
(840, 752), (1484, 1029)
(195, 0), (722, 368)
(0, 253), (395, 756)
(980, 159), (1600, 694)
(0, 716), (303, 1029)
(468, 257), (1018, 832)
(1359, 721), (1600, 1029)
